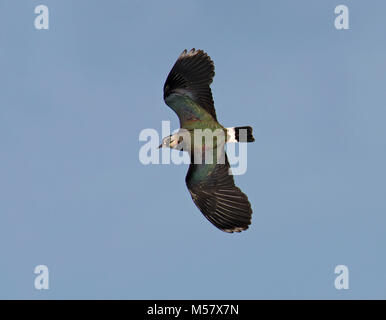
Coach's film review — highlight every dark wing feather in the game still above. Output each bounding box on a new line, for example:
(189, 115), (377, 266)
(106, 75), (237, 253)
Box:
(185, 153), (252, 233)
(164, 49), (217, 121)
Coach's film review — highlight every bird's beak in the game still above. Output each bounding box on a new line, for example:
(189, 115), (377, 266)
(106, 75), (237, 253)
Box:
(158, 144), (162, 149)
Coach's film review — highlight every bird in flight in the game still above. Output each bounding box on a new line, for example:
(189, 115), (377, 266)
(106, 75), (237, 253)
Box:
(160, 49), (255, 233)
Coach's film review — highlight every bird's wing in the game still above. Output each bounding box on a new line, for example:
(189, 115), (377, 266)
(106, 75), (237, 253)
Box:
(185, 152), (252, 233)
(163, 49), (217, 125)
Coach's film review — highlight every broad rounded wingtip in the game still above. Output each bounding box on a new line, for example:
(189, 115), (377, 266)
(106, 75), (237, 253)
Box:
(180, 48), (196, 57)
(180, 48), (209, 59)
(222, 224), (250, 233)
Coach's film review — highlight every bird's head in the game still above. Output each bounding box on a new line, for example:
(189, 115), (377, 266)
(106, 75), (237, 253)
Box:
(159, 134), (184, 150)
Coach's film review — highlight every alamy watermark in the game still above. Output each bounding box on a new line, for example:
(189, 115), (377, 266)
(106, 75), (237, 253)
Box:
(334, 265), (349, 290)
(34, 265), (49, 290)
(334, 5), (349, 30)
(34, 5), (49, 30)
(138, 121), (249, 175)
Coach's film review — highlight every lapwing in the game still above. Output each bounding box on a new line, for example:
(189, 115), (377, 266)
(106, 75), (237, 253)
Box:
(160, 49), (255, 233)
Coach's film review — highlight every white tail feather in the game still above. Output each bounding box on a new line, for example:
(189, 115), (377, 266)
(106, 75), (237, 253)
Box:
(226, 127), (237, 143)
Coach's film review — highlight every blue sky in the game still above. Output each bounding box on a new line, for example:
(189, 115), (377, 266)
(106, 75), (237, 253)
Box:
(0, 0), (385, 299)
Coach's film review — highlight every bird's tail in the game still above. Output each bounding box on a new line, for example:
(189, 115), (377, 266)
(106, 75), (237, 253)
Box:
(227, 126), (255, 143)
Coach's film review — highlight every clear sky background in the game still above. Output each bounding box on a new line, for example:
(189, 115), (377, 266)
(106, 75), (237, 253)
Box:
(1, 0), (385, 299)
